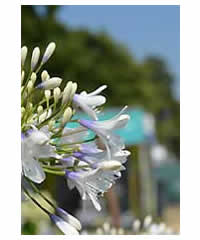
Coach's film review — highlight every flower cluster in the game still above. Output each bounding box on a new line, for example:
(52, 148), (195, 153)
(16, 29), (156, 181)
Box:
(21, 42), (130, 234)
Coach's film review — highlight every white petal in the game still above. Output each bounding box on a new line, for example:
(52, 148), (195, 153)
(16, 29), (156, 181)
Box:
(22, 158), (46, 184)
(87, 85), (107, 96)
(82, 95), (106, 107)
(88, 192), (101, 211)
(50, 215), (79, 235)
(67, 179), (76, 190)
(56, 208), (82, 231)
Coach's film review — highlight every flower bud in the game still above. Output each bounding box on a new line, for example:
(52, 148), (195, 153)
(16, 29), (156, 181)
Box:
(31, 47), (40, 71)
(70, 82), (77, 100)
(41, 42), (56, 64)
(53, 87), (61, 103)
(27, 81), (33, 94)
(37, 105), (43, 115)
(62, 107), (72, 126)
(30, 72), (37, 85)
(45, 90), (51, 101)
(21, 46), (28, 66)
(28, 102), (33, 110)
(62, 81), (73, 105)
(48, 119), (55, 130)
(39, 111), (47, 124)
(41, 70), (50, 82)
(37, 77), (62, 90)
(97, 161), (122, 171)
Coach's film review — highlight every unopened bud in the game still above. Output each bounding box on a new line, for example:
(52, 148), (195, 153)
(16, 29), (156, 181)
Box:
(39, 111), (47, 124)
(21, 46), (28, 66)
(48, 119), (55, 130)
(62, 81), (73, 105)
(31, 47), (40, 71)
(28, 102), (33, 110)
(45, 90), (51, 101)
(37, 77), (62, 90)
(53, 87), (61, 103)
(42, 42), (56, 64)
(97, 161), (122, 171)
(70, 82), (77, 100)
(41, 70), (50, 82)
(37, 105), (43, 115)
(27, 81), (33, 94)
(62, 107), (72, 126)
(30, 72), (37, 85)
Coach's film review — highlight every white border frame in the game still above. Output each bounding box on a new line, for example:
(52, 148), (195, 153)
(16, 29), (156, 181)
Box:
(4, 0), (200, 239)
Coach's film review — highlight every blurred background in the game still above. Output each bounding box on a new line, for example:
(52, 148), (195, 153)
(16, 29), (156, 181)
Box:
(21, 5), (180, 235)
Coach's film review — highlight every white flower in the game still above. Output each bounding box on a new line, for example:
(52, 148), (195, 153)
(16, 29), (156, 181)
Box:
(73, 85), (107, 120)
(66, 168), (121, 211)
(49, 214), (79, 235)
(79, 106), (130, 158)
(21, 127), (57, 183)
(73, 144), (130, 168)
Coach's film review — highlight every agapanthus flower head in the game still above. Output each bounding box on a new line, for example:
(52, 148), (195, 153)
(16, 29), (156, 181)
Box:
(21, 42), (131, 234)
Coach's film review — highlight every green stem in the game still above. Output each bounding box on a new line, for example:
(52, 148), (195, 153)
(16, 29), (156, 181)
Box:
(25, 177), (56, 209)
(43, 168), (65, 176)
(22, 185), (50, 215)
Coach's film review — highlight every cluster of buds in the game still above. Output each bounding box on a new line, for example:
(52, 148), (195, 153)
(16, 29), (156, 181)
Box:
(21, 42), (131, 234)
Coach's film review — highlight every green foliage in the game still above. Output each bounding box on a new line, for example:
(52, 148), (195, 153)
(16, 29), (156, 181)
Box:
(21, 6), (179, 157)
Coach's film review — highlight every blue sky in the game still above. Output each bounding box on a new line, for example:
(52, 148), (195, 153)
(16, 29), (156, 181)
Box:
(57, 5), (180, 100)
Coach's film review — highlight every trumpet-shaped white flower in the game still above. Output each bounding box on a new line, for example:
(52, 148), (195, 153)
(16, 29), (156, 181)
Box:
(79, 106), (130, 158)
(65, 168), (121, 211)
(21, 128), (57, 183)
(73, 85), (107, 120)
